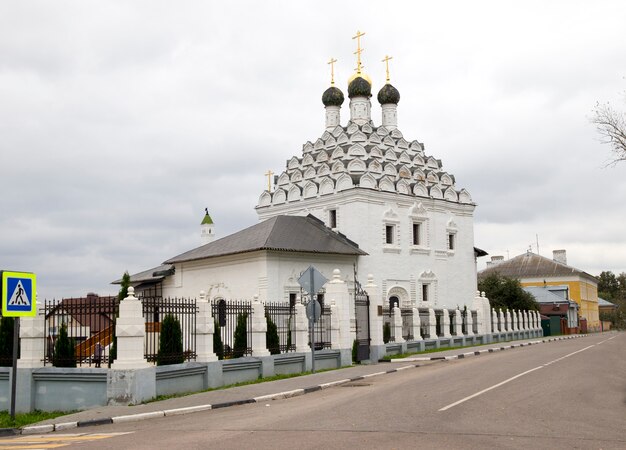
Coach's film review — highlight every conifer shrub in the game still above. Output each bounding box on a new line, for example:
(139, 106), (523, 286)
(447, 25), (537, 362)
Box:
(352, 339), (359, 364)
(233, 313), (248, 358)
(157, 314), (184, 366)
(0, 317), (15, 367)
(213, 320), (224, 360)
(383, 322), (391, 344)
(53, 323), (76, 368)
(266, 315), (280, 355)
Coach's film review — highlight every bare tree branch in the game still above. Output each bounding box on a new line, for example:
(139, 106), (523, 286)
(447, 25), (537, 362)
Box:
(591, 98), (626, 166)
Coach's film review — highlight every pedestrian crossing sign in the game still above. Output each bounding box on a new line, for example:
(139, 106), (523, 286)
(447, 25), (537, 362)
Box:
(1, 271), (37, 317)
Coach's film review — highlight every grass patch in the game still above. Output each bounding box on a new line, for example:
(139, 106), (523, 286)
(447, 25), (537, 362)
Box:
(0, 410), (71, 428)
(144, 367), (339, 404)
(381, 341), (505, 360)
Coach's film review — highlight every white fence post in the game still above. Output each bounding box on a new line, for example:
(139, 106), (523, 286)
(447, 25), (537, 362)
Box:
(442, 309), (451, 338)
(294, 301), (309, 353)
(392, 306), (404, 343)
(454, 309), (463, 336)
(18, 303), (45, 368)
(251, 296), (269, 357)
(196, 290), (217, 362)
(411, 307), (422, 341)
(112, 287), (149, 369)
(428, 308), (437, 338)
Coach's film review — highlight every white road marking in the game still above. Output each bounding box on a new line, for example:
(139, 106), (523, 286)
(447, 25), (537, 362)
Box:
(439, 342), (598, 411)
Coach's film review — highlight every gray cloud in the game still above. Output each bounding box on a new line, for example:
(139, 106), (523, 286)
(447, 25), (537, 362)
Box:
(2, 1), (626, 299)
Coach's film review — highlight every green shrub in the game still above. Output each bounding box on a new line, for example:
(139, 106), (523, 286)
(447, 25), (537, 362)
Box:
(233, 313), (248, 358)
(0, 317), (15, 367)
(157, 315), (184, 366)
(266, 315), (280, 355)
(213, 320), (224, 360)
(383, 322), (391, 344)
(53, 323), (76, 368)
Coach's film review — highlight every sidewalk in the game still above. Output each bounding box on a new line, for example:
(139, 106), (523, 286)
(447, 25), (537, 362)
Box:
(13, 334), (584, 435)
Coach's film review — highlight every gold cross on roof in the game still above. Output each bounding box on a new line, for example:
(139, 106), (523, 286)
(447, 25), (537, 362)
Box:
(264, 169), (274, 192)
(352, 30), (366, 74)
(382, 55), (393, 83)
(327, 57), (337, 86)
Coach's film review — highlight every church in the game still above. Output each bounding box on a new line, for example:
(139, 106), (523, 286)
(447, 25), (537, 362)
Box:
(120, 33), (480, 311)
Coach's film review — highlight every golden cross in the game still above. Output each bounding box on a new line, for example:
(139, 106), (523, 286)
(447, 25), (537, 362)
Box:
(352, 30), (366, 74)
(264, 170), (274, 192)
(382, 55), (393, 83)
(327, 57), (337, 86)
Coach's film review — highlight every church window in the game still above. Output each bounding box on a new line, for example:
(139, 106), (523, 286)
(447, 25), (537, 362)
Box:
(448, 233), (455, 250)
(385, 225), (395, 244)
(412, 223), (421, 245)
(422, 284), (429, 302)
(329, 209), (337, 229)
(289, 293), (297, 311)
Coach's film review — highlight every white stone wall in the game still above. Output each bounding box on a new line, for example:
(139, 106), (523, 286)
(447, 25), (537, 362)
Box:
(257, 188), (477, 309)
(160, 250), (356, 303)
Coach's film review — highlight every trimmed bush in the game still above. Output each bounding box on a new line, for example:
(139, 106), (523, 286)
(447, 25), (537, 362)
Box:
(233, 313), (248, 358)
(383, 322), (391, 344)
(53, 323), (76, 368)
(266, 315), (280, 355)
(213, 320), (224, 360)
(157, 314), (184, 366)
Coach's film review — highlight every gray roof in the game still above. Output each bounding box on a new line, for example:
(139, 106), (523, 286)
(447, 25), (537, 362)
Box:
(598, 297), (618, 308)
(111, 264), (174, 285)
(478, 252), (597, 283)
(523, 286), (574, 305)
(164, 214), (367, 264)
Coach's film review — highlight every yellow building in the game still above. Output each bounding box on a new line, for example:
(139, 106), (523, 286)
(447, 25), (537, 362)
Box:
(478, 250), (600, 332)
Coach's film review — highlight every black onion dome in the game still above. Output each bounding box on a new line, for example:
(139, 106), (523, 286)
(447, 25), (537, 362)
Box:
(377, 83), (400, 105)
(348, 76), (372, 98)
(322, 86), (345, 107)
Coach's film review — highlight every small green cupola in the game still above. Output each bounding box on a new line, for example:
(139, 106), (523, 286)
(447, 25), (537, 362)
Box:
(201, 208), (215, 245)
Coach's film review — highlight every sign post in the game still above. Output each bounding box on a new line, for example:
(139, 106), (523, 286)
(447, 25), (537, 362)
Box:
(1, 271), (37, 420)
(298, 266), (328, 373)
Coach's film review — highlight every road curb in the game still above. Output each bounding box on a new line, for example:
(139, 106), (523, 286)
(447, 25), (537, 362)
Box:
(14, 334), (585, 436)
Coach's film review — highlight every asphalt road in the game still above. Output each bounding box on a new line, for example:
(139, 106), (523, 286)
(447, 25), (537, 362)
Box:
(36, 333), (626, 449)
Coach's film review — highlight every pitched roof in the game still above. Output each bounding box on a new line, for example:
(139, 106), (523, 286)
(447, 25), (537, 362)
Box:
(164, 214), (367, 264)
(523, 286), (572, 304)
(111, 264), (174, 285)
(478, 252), (597, 283)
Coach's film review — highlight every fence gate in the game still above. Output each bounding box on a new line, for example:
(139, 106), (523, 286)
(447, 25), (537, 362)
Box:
(354, 281), (370, 362)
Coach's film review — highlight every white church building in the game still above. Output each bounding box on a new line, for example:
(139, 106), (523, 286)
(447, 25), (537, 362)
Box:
(120, 37), (480, 312)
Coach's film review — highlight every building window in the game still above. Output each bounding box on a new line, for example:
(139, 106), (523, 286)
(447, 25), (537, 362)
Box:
(385, 225), (394, 244)
(412, 223), (421, 245)
(289, 293), (297, 310)
(329, 209), (337, 229)
(422, 284), (429, 302)
(448, 233), (455, 250)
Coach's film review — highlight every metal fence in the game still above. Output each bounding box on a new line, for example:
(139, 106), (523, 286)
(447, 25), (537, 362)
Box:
(381, 305), (394, 343)
(435, 310), (443, 337)
(265, 302), (296, 354)
(142, 297), (197, 364)
(44, 296), (118, 367)
(212, 300), (252, 359)
(401, 308), (414, 341)
(472, 311), (478, 334)
(312, 305), (332, 350)
(419, 308), (430, 339)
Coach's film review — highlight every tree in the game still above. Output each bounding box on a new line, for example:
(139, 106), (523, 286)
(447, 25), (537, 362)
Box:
(0, 317), (15, 367)
(266, 315), (280, 355)
(213, 320), (224, 360)
(478, 273), (539, 312)
(591, 97), (626, 165)
(597, 270), (619, 301)
(157, 314), (184, 366)
(53, 323), (76, 368)
(109, 270), (130, 366)
(233, 313), (248, 358)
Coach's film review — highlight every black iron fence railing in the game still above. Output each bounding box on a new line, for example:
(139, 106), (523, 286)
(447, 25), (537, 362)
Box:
(265, 302), (296, 354)
(401, 308), (414, 341)
(211, 300), (252, 359)
(44, 296), (118, 367)
(142, 297), (197, 364)
(312, 305), (332, 350)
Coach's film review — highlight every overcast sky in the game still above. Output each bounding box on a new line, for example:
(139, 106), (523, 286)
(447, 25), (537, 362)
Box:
(2, 1), (625, 299)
